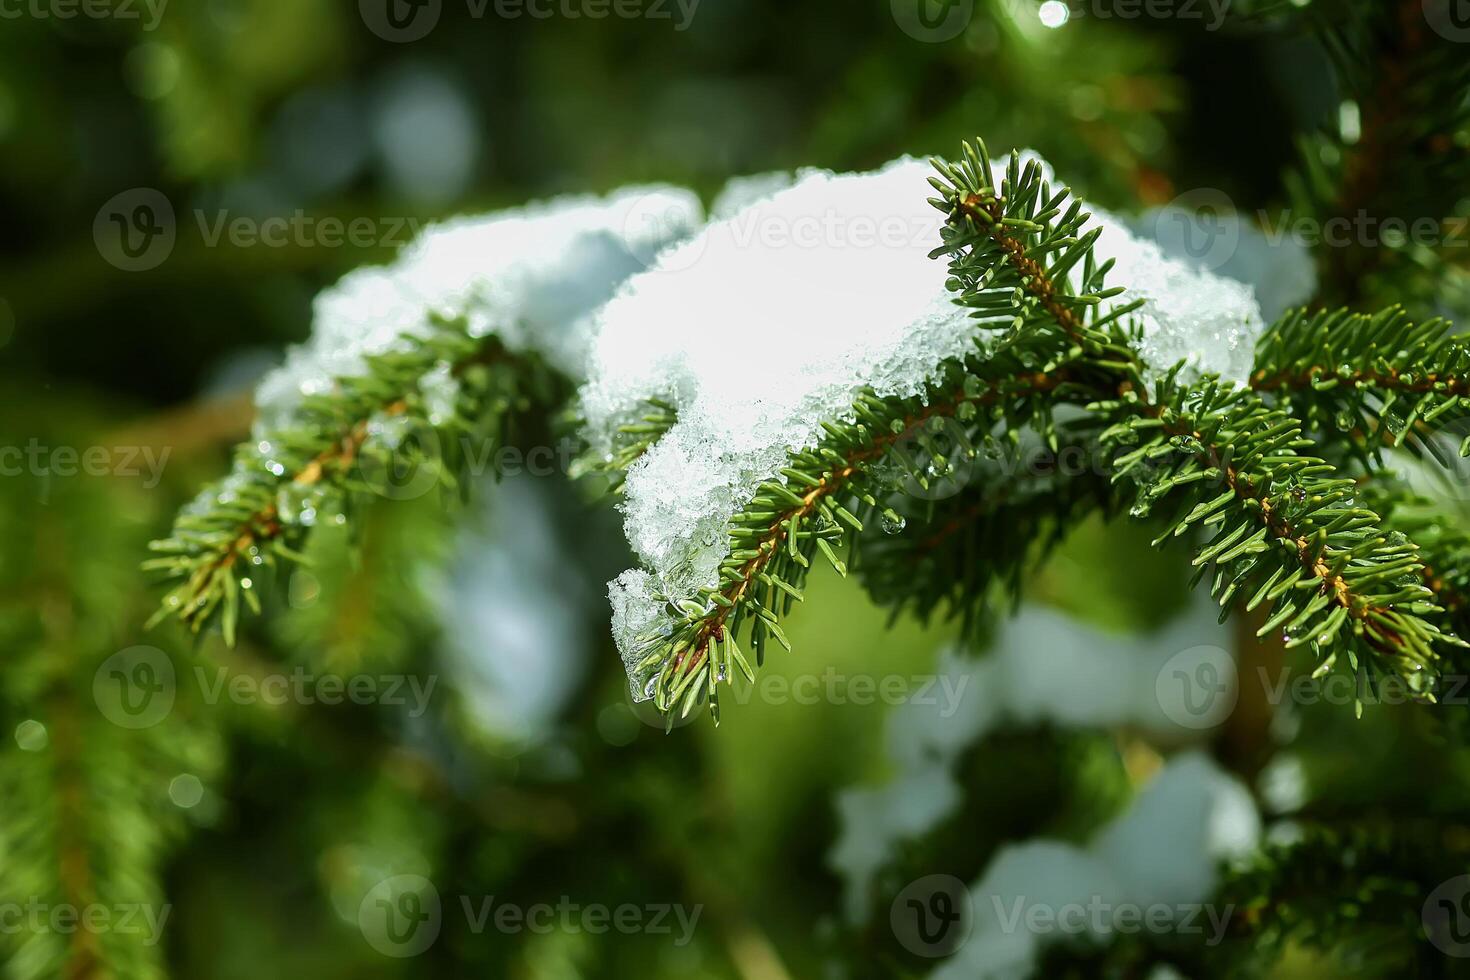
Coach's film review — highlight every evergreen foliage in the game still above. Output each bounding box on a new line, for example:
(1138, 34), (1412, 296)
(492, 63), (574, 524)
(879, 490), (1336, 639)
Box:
(614, 144), (1468, 723)
(145, 324), (561, 643)
(8, 1), (1470, 976)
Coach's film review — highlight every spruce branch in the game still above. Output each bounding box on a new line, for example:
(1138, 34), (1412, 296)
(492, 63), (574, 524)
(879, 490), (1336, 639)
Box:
(1103, 376), (1455, 687)
(145, 322), (558, 642)
(1216, 820), (1467, 972)
(632, 140), (1464, 722)
(1358, 475), (1470, 651)
(637, 362), (1072, 723)
(940, 142), (1463, 693)
(1252, 307), (1470, 648)
(571, 396), (679, 494)
(634, 147), (1127, 718)
(933, 142), (1144, 369)
(858, 439), (1113, 633)
(1252, 306), (1470, 453)
(1, 470), (222, 980)
(146, 186), (697, 645)
(1285, 0), (1470, 311)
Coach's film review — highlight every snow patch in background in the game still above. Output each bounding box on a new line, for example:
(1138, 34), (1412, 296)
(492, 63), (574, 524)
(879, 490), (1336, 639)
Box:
(437, 475), (588, 741)
(830, 598), (1241, 921)
(930, 752), (1258, 980)
(1137, 207), (1318, 323)
(372, 65), (481, 206)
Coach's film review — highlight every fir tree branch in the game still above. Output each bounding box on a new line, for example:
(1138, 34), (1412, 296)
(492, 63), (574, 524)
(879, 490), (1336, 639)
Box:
(1285, 0), (1470, 311)
(1252, 307), (1470, 654)
(640, 363), (1072, 721)
(859, 433), (1115, 633)
(634, 141), (1464, 721)
(629, 151), (1126, 717)
(1358, 475), (1470, 653)
(145, 323), (559, 642)
(1252, 306), (1470, 451)
(940, 143), (1462, 689)
(1104, 378), (1456, 685)
(571, 396), (679, 493)
(1218, 820), (1465, 972)
(935, 143), (1143, 369)
(1, 473), (222, 980)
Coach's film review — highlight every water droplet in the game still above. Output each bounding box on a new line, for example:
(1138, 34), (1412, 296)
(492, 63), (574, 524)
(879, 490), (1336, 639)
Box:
(276, 483), (320, 524)
(643, 677), (657, 699)
(881, 509), (907, 534)
(14, 720), (47, 752)
(716, 664), (728, 682)
(1168, 434), (1195, 453)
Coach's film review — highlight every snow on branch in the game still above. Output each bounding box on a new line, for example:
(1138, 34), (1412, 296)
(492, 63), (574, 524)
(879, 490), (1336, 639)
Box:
(256, 185), (703, 429)
(582, 150), (1280, 706)
(150, 186), (700, 638)
(582, 158), (986, 698)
